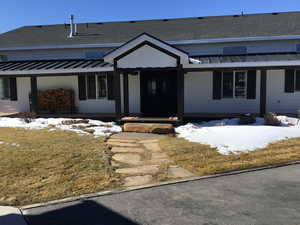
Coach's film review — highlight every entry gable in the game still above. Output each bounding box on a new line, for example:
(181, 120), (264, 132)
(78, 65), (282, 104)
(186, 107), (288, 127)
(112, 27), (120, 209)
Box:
(104, 33), (189, 68)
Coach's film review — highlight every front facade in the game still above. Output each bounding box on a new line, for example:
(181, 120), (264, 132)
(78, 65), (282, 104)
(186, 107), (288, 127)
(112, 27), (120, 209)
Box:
(1, 12), (300, 122)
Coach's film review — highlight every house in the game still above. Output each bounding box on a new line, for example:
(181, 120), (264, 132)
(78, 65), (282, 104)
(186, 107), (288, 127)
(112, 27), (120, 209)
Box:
(1, 11), (300, 123)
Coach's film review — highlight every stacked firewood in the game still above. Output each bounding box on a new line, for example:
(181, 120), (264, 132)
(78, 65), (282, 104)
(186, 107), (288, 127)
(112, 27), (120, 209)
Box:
(38, 89), (75, 113)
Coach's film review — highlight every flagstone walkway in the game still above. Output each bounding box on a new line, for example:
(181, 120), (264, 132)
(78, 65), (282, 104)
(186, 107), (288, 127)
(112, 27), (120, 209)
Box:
(106, 132), (194, 187)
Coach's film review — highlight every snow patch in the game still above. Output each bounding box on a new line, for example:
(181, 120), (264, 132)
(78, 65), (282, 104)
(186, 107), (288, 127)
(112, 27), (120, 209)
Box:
(176, 116), (300, 155)
(0, 117), (122, 137)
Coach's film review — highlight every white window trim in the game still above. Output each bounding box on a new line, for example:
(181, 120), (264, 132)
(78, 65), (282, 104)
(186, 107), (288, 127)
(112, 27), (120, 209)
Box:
(85, 73), (108, 100)
(221, 70), (247, 99)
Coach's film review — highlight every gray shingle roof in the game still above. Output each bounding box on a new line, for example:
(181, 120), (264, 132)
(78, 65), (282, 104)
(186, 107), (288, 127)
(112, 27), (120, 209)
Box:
(1, 11), (300, 48)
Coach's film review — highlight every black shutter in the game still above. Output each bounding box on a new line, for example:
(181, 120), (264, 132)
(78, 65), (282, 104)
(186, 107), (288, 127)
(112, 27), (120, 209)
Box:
(285, 69), (295, 93)
(107, 72), (114, 100)
(247, 70), (256, 99)
(87, 74), (96, 99)
(213, 71), (222, 99)
(9, 78), (17, 101)
(78, 75), (87, 100)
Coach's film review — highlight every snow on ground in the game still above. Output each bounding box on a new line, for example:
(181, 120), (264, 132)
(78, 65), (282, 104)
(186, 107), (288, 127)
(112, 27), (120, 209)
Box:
(0, 117), (122, 137)
(176, 116), (300, 155)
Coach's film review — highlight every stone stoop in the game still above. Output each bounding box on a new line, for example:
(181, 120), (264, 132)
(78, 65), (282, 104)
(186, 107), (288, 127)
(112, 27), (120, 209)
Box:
(106, 132), (195, 188)
(123, 123), (174, 134)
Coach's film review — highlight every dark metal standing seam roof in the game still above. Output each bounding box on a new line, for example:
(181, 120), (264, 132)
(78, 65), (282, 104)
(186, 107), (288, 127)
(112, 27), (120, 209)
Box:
(0, 59), (112, 74)
(193, 53), (300, 64)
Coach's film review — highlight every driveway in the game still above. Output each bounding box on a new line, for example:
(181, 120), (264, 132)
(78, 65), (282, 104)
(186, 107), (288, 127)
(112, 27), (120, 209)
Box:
(23, 164), (300, 225)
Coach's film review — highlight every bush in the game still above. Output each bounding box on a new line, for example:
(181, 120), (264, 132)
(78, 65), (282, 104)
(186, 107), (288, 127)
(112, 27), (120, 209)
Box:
(239, 114), (256, 125)
(264, 112), (281, 126)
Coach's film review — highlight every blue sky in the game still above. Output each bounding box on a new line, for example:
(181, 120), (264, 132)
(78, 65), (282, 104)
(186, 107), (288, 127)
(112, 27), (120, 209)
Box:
(1, 0), (300, 34)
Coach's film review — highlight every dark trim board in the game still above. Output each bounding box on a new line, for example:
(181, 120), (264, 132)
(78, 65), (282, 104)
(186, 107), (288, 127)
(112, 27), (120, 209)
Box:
(260, 70), (267, 116)
(117, 67), (178, 73)
(123, 73), (129, 115)
(30, 76), (38, 114)
(103, 32), (188, 58)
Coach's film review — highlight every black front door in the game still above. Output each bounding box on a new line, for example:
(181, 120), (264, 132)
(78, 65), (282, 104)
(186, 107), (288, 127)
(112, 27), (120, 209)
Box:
(140, 70), (177, 117)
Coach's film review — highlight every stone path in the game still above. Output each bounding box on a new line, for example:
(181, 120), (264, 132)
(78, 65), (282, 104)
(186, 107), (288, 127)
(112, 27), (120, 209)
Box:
(107, 132), (194, 187)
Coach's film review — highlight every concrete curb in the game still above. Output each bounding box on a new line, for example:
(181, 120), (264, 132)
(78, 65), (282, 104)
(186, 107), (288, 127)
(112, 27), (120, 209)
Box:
(0, 206), (28, 225)
(20, 160), (300, 210)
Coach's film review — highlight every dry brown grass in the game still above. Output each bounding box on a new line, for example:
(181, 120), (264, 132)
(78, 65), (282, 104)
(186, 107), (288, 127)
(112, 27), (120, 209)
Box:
(159, 136), (300, 176)
(0, 128), (120, 206)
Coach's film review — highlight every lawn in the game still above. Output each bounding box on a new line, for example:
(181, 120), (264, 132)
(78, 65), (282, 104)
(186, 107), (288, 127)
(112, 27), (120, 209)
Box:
(0, 128), (120, 206)
(159, 136), (300, 176)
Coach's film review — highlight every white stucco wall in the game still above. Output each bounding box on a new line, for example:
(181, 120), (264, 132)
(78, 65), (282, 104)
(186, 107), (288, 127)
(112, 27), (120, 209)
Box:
(266, 70), (300, 113)
(184, 71), (261, 114)
(4, 69), (300, 116)
(0, 77), (30, 113)
(37, 75), (115, 113)
(117, 45), (177, 68)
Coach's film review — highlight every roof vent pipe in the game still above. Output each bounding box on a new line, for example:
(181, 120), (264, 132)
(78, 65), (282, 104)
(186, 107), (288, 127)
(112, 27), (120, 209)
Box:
(69, 14), (75, 38)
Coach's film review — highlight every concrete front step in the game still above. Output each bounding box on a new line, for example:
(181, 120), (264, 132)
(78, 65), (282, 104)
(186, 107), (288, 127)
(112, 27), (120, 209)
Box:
(123, 123), (174, 134)
(111, 147), (145, 154)
(107, 142), (141, 147)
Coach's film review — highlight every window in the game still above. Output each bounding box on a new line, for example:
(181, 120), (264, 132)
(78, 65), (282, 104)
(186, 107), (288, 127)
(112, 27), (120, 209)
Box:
(85, 73), (108, 99)
(223, 46), (247, 55)
(222, 71), (247, 98)
(0, 78), (10, 100)
(296, 44), (300, 53)
(97, 74), (107, 98)
(295, 70), (300, 91)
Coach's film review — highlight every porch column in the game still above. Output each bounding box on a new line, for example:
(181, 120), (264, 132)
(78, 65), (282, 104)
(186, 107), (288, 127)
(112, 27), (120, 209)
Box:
(30, 76), (38, 114)
(177, 64), (184, 122)
(123, 72), (129, 116)
(114, 70), (122, 122)
(260, 70), (267, 116)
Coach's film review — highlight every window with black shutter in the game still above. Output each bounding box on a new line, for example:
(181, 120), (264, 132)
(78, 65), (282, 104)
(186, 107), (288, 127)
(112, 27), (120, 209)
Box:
(219, 71), (248, 99)
(78, 73), (108, 100)
(285, 69), (300, 93)
(0, 78), (11, 100)
(295, 70), (300, 91)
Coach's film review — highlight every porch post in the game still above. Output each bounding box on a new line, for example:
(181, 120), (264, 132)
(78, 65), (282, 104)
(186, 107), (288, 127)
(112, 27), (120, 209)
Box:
(114, 69), (122, 122)
(30, 76), (38, 114)
(177, 64), (184, 122)
(123, 72), (129, 116)
(260, 70), (267, 116)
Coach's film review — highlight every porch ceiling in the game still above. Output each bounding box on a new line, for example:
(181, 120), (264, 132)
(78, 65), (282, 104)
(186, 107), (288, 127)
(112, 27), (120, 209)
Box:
(0, 59), (113, 76)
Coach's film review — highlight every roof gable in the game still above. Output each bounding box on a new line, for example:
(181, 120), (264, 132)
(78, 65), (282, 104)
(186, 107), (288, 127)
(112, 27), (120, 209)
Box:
(104, 33), (189, 67)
